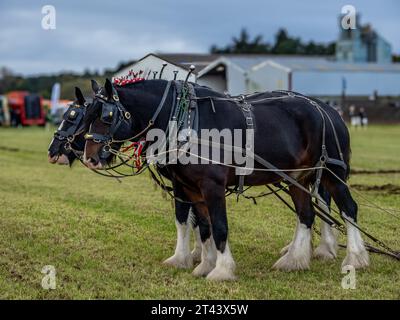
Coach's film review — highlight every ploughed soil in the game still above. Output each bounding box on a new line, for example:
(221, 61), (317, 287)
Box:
(350, 183), (400, 194)
(351, 169), (400, 174)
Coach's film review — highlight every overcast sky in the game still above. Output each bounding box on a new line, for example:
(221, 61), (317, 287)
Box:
(0, 0), (399, 76)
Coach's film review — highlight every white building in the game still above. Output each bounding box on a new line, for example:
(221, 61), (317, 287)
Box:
(197, 55), (400, 96)
(113, 53), (197, 82)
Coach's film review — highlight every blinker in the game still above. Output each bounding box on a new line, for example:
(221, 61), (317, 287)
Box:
(101, 103), (115, 124)
(69, 110), (77, 119)
(63, 106), (82, 122)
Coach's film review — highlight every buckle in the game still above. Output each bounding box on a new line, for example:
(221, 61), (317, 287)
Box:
(242, 102), (251, 111)
(246, 116), (253, 126)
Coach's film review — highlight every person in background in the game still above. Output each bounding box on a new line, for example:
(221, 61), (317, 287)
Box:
(359, 107), (368, 129)
(349, 104), (360, 128)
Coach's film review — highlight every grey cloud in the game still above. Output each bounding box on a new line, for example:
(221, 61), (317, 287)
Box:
(0, 0), (399, 75)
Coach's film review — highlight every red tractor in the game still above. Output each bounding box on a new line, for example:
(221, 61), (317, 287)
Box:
(7, 91), (46, 126)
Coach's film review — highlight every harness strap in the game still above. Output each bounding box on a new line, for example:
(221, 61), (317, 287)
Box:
(235, 95), (255, 198)
(150, 81), (172, 125)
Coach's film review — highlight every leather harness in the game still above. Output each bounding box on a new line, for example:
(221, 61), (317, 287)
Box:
(235, 94), (256, 196)
(85, 81), (347, 195)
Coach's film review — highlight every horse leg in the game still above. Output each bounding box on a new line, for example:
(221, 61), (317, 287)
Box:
(163, 184), (194, 269)
(199, 180), (236, 281)
(191, 215), (203, 264)
(314, 185), (338, 260)
(273, 184), (314, 271)
(192, 205), (217, 277)
(324, 178), (369, 269)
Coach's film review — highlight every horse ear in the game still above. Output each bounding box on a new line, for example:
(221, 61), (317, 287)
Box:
(104, 78), (113, 98)
(91, 79), (100, 93)
(75, 87), (85, 105)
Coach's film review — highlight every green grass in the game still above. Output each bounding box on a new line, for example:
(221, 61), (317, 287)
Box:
(0, 125), (399, 299)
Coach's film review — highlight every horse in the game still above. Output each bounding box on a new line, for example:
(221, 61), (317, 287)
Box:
(47, 83), (203, 268)
(82, 78), (369, 281)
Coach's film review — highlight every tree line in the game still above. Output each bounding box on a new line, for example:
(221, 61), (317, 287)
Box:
(210, 28), (335, 55)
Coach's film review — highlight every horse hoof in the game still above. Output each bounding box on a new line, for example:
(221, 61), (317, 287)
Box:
(163, 254), (193, 269)
(192, 261), (215, 277)
(206, 266), (236, 281)
(191, 248), (202, 264)
(314, 243), (337, 260)
(342, 250), (369, 269)
(273, 251), (311, 271)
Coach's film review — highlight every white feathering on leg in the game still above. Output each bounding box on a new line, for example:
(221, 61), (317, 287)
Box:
(192, 236), (217, 277)
(342, 213), (369, 269)
(163, 219), (193, 269)
(314, 198), (338, 260)
(273, 222), (312, 271)
(206, 241), (236, 281)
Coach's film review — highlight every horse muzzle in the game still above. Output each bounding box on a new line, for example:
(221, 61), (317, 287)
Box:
(83, 156), (104, 170)
(48, 153), (70, 165)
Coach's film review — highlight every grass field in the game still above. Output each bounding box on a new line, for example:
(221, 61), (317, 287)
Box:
(0, 125), (399, 299)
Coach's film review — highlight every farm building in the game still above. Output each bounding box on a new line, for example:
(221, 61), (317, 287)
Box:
(197, 56), (400, 96)
(116, 53), (400, 97)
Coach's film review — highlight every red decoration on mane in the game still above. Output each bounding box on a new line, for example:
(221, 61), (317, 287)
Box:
(113, 69), (145, 86)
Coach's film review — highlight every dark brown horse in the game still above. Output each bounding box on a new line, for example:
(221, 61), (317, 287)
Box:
(82, 79), (369, 281)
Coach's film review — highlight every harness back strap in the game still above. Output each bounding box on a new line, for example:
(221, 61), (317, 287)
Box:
(236, 95), (256, 197)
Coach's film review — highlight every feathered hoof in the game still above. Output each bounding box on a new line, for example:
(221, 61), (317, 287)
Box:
(191, 248), (202, 264)
(314, 243), (337, 260)
(192, 261), (215, 277)
(342, 250), (370, 269)
(163, 254), (193, 269)
(273, 251), (311, 271)
(206, 266), (236, 281)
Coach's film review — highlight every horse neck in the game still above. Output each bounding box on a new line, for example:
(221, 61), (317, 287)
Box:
(117, 80), (171, 135)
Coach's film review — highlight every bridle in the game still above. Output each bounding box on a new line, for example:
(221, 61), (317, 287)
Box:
(54, 102), (88, 145)
(84, 87), (132, 145)
(84, 81), (173, 166)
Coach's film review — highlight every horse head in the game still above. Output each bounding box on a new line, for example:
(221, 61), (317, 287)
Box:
(83, 78), (172, 170)
(83, 78), (132, 169)
(48, 86), (89, 165)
